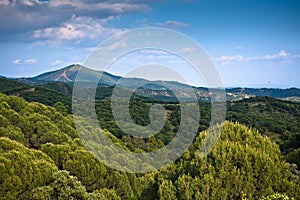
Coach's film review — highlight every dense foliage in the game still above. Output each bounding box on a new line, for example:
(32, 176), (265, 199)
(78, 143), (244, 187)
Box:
(227, 96), (300, 167)
(95, 95), (300, 168)
(0, 78), (71, 112)
(0, 93), (299, 199)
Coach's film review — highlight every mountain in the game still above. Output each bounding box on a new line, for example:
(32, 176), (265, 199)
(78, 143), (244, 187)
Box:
(32, 64), (122, 86)
(5, 64), (300, 102)
(34, 64), (82, 82)
(18, 64), (203, 101)
(30, 64), (195, 90)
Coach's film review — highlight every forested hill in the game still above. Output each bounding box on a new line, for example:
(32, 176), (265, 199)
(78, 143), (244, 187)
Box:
(0, 93), (299, 199)
(1, 76), (299, 166)
(0, 77), (71, 111)
(226, 96), (300, 165)
(1, 76), (300, 167)
(226, 87), (300, 99)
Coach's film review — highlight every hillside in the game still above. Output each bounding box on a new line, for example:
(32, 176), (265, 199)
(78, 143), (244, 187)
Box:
(95, 95), (300, 166)
(1, 76), (299, 164)
(0, 78), (71, 111)
(226, 87), (300, 99)
(0, 93), (299, 199)
(34, 64), (82, 82)
(227, 97), (300, 144)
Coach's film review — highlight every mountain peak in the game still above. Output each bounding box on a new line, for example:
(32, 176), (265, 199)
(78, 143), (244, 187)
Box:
(64, 64), (83, 71)
(34, 64), (85, 83)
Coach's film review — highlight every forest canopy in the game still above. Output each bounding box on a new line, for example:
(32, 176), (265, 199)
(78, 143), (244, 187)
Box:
(0, 93), (299, 199)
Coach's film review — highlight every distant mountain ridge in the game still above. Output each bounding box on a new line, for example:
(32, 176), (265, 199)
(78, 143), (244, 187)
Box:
(1, 64), (300, 102)
(226, 87), (300, 98)
(30, 64), (195, 90)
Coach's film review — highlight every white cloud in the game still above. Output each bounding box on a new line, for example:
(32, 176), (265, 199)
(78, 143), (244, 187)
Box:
(0, 0), (42, 6)
(216, 55), (249, 63)
(12, 59), (37, 64)
(25, 59), (37, 64)
(33, 16), (122, 43)
(19, 0), (42, 6)
(263, 50), (289, 60)
(0, 0), (150, 36)
(12, 59), (22, 64)
(156, 20), (190, 28)
(48, 1), (150, 14)
(0, 0), (9, 6)
(51, 60), (62, 66)
(215, 50), (295, 65)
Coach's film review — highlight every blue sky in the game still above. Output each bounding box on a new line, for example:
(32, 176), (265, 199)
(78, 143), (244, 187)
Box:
(0, 0), (299, 88)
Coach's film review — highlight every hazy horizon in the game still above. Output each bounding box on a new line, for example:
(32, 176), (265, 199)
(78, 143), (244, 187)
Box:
(1, 63), (298, 89)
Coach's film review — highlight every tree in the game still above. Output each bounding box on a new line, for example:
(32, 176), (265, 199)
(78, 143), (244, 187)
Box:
(158, 180), (177, 200)
(54, 102), (68, 116)
(32, 170), (87, 200)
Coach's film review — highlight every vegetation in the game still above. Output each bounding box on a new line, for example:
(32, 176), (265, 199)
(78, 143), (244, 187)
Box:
(0, 78), (71, 112)
(0, 93), (299, 199)
(227, 96), (300, 167)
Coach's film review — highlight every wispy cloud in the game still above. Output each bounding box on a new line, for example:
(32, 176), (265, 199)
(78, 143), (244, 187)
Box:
(263, 50), (289, 60)
(12, 59), (22, 64)
(156, 20), (190, 28)
(12, 59), (37, 65)
(215, 55), (249, 63)
(215, 50), (297, 65)
(51, 60), (62, 66)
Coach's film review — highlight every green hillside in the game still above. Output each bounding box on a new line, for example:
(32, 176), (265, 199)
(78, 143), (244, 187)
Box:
(0, 93), (299, 199)
(95, 96), (300, 167)
(1, 77), (300, 167)
(227, 96), (300, 167)
(0, 78), (72, 112)
(1, 77), (299, 164)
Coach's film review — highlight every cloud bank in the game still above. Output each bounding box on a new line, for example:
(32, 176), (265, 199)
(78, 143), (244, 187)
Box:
(0, 0), (151, 43)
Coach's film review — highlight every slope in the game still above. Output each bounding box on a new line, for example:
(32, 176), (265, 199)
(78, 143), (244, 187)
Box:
(0, 93), (299, 199)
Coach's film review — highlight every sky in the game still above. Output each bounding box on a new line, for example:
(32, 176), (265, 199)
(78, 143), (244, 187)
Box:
(0, 0), (299, 88)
